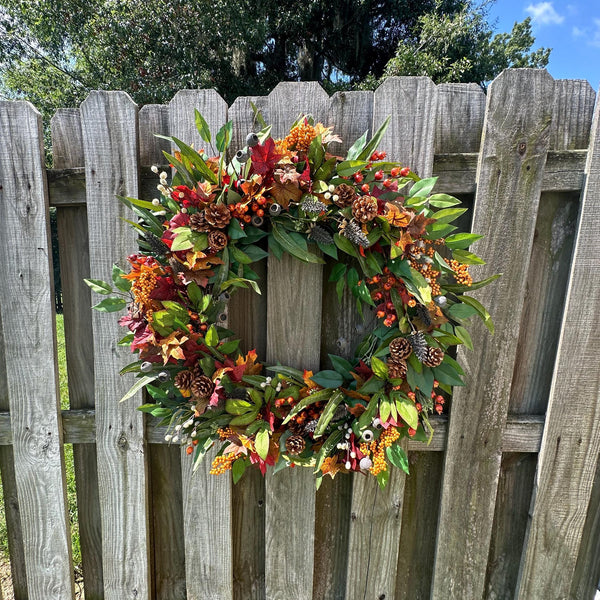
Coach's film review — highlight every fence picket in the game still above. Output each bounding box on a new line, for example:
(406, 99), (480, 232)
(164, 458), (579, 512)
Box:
(138, 104), (188, 600)
(81, 91), (151, 599)
(228, 95), (270, 600)
(0, 309), (28, 600)
(264, 81), (329, 600)
(167, 89), (234, 600)
(345, 76), (438, 600)
(431, 69), (556, 600)
(516, 78), (600, 600)
(51, 107), (104, 600)
(0, 101), (74, 599)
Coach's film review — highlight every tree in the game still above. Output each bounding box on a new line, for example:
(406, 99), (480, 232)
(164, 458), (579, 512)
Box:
(0, 0), (549, 118)
(381, 3), (550, 85)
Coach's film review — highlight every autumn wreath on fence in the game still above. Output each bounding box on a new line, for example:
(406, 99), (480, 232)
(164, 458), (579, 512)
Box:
(86, 109), (497, 488)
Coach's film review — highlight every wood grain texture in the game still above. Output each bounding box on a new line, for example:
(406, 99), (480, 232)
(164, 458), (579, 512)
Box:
(168, 89), (233, 600)
(51, 108), (104, 600)
(431, 69), (555, 600)
(0, 101), (74, 599)
(81, 91), (150, 600)
(313, 90), (374, 600)
(228, 95), (269, 600)
(435, 83), (486, 154)
(138, 103), (187, 600)
(571, 457), (600, 600)
(263, 81), (328, 600)
(516, 76), (600, 600)
(346, 76), (438, 600)
(0, 310), (28, 600)
(550, 80), (596, 150)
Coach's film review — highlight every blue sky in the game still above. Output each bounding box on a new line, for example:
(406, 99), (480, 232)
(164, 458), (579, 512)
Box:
(488, 0), (600, 89)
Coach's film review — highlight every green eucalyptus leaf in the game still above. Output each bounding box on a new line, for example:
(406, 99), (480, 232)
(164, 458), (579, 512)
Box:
(84, 278), (113, 295)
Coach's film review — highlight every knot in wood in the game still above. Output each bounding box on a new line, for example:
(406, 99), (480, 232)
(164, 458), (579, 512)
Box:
(517, 141), (527, 156)
(117, 432), (129, 450)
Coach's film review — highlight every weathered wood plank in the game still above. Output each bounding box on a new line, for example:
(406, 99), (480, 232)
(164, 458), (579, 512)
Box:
(312, 90), (375, 600)
(344, 76), (438, 600)
(138, 103), (187, 600)
(435, 83), (486, 153)
(51, 107), (104, 600)
(264, 81), (329, 600)
(432, 69), (556, 600)
(0, 100), (74, 599)
(168, 89), (233, 600)
(81, 91), (150, 600)
(0, 309), (28, 600)
(228, 95), (270, 600)
(516, 76), (600, 600)
(550, 79), (596, 150)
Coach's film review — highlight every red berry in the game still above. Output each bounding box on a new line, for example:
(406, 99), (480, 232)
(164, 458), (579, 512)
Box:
(370, 152), (379, 161)
(391, 167), (400, 177)
(374, 170), (384, 180)
(361, 183), (370, 193)
(379, 151), (386, 160)
(400, 167), (410, 177)
(353, 172), (364, 183)
(408, 427), (416, 437)
(415, 402), (422, 412)
(436, 395), (445, 404)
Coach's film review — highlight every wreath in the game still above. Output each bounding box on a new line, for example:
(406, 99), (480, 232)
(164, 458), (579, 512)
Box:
(86, 110), (497, 488)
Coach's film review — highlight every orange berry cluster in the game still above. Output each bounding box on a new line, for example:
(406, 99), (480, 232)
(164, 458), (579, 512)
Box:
(360, 427), (401, 476)
(283, 121), (316, 152)
(217, 427), (235, 440)
(228, 196), (267, 222)
(445, 259), (472, 286)
(274, 395), (297, 408)
(209, 453), (237, 475)
(132, 271), (157, 310)
(367, 271), (407, 327)
(409, 244), (441, 297)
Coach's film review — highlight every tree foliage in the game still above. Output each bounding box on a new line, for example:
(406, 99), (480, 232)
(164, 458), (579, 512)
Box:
(0, 0), (550, 117)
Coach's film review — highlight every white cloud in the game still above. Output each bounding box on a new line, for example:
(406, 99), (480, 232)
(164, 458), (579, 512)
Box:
(526, 2), (565, 25)
(571, 19), (600, 47)
(572, 25), (585, 37)
(592, 19), (600, 47)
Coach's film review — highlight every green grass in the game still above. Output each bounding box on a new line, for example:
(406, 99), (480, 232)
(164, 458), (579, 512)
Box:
(0, 313), (81, 568)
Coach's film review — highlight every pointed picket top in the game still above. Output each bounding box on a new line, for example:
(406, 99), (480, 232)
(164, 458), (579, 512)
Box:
(373, 76), (438, 175)
(229, 95), (270, 155)
(435, 83), (486, 154)
(550, 79), (596, 150)
(267, 81), (329, 138)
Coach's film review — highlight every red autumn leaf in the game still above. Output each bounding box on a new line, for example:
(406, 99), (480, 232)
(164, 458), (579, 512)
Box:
(250, 138), (282, 176)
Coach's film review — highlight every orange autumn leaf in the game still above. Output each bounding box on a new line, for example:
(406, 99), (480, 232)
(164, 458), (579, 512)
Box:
(384, 203), (411, 228)
(158, 331), (188, 364)
(396, 231), (413, 252)
(341, 387), (371, 402)
(407, 212), (436, 237)
(270, 173), (303, 209)
(235, 349), (262, 375)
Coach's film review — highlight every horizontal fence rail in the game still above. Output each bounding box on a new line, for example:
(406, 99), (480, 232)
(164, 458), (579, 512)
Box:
(0, 70), (599, 600)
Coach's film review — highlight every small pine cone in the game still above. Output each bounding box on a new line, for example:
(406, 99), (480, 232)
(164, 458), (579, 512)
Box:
(285, 435), (306, 455)
(333, 183), (356, 208)
(204, 203), (232, 229)
(423, 347), (444, 368)
(207, 229), (228, 251)
(389, 337), (412, 362)
(301, 198), (327, 213)
(189, 211), (211, 233)
(409, 332), (429, 363)
(190, 363), (204, 379)
(352, 195), (378, 223)
(303, 419), (318, 435)
(340, 219), (370, 248)
(191, 375), (215, 399)
(174, 370), (194, 391)
(387, 359), (407, 380)
(308, 224), (334, 245)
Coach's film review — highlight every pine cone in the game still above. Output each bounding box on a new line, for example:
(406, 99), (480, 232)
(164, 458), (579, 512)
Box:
(340, 219), (370, 248)
(423, 347), (444, 368)
(143, 231), (169, 256)
(387, 359), (407, 380)
(204, 203), (232, 229)
(352, 195), (378, 223)
(285, 435), (306, 456)
(389, 337), (412, 362)
(207, 229), (228, 251)
(191, 375), (214, 399)
(189, 211), (211, 233)
(333, 183), (356, 208)
(415, 303), (432, 328)
(409, 332), (428, 363)
(174, 370), (194, 391)
(301, 199), (327, 213)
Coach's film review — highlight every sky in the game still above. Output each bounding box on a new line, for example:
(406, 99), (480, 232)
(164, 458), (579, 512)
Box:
(488, 0), (600, 90)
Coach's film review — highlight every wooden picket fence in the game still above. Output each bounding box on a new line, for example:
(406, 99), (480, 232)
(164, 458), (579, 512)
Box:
(0, 69), (599, 600)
